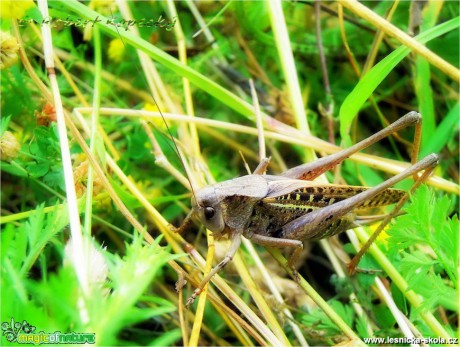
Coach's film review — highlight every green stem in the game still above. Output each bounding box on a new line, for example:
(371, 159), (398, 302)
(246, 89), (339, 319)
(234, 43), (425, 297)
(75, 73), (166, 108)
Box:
(83, 25), (102, 236)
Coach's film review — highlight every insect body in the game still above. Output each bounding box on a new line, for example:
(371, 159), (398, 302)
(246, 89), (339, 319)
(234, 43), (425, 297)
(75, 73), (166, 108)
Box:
(195, 175), (404, 242)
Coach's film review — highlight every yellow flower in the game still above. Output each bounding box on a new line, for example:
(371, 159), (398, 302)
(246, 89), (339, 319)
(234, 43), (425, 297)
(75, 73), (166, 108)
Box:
(0, 31), (20, 70)
(1, 0), (35, 19)
(143, 102), (161, 112)
(89, 0), (115, 16)
(370, 222), (391, 243)
(143, 102), (167, 128)
(108, 38), (125, 63)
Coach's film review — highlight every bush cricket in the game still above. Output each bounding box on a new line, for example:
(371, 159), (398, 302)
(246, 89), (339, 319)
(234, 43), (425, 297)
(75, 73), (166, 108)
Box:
(173, 111), (439, 307)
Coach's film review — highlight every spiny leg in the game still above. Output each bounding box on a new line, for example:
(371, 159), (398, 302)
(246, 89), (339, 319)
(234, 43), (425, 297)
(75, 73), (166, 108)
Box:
(348, 162), (437, 274)
(411, 113), (422, 173)
(282, 111), (422, 181)
(186, 231), (242, 308)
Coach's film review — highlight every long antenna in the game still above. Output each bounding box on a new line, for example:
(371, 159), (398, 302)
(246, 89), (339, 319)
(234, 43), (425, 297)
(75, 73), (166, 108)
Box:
(110, 9), (198, 203)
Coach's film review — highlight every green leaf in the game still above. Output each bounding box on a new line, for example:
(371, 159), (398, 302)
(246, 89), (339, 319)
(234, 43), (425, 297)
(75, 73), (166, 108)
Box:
(30, 265), (81, 330)
(414, 58), (436, 147)
(108, 176), (141, 208)
(91, 235), (177, 345)
(42, 167), (65, 191)
(20, 204), (68, 276)
(427, 27), (460, 66)
(355, 315), (371, 339)
(26, 162), (50, 178)
(0, 162), (28, 177)
(339, 17), (460, 145)
(1, 115), (12, 135)
(1, 224), (26, 270)
(148, 328), (181, 346)
(420, 102), (460, 157)
(301, 300), (354, 335)
(398, 251), (436, 289)
(387, 186), (458, 312)
(390, 282), (407, 315)
(24, 4), (43, 23)
(373, 304), (396, 329)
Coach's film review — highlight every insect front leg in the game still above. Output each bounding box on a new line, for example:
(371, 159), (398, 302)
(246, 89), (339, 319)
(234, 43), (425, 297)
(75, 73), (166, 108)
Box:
(171, 209), (195, 234)
(186, 230), (243, 308)
(248, 234), (304, 278)
(252, 157), (271, 175)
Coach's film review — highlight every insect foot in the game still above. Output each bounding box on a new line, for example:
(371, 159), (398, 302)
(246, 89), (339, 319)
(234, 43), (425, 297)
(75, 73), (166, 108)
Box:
(185, 289), (201, 308)
(291, 268), (301, 283)
(287, 242), (304, 283)
(175, 278), (187, 292)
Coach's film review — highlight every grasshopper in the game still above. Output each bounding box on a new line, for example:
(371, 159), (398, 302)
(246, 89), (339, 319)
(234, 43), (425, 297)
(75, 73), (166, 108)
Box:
(176, 111), (439, 307)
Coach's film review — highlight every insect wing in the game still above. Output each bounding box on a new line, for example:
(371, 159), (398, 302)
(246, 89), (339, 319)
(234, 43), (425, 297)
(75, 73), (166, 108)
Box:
(264, 178), (406, 210)
(213, 174), (270, 199)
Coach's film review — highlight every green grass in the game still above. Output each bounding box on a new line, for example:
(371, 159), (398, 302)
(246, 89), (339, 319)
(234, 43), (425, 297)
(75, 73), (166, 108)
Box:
(1, 1), (459, 346)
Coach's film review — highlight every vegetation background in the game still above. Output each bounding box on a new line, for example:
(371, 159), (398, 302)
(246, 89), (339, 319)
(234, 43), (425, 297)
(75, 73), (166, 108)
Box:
(1, 0), (458, 346)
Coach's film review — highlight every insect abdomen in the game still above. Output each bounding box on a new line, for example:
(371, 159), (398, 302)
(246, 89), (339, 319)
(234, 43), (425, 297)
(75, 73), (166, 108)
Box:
(268, 186), (405, 209)
(254, 186), (406, 240)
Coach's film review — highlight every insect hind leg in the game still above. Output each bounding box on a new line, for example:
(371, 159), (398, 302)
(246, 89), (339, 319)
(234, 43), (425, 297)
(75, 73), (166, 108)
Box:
(281, 111), (422, 181)
(271, 153), (438, 274)
(281, 213), (356, 241)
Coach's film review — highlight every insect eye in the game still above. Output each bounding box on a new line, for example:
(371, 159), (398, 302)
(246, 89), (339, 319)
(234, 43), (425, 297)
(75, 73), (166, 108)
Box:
(204, 207), (215, 220)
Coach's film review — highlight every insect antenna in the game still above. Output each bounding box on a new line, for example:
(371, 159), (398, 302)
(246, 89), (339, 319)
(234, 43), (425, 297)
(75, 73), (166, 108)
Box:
(111, 10), (198, 205)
